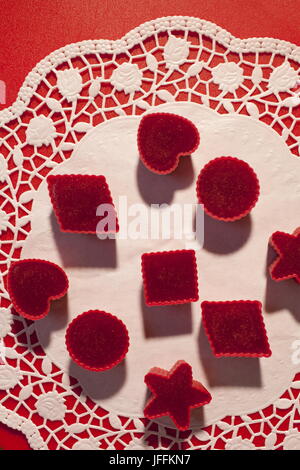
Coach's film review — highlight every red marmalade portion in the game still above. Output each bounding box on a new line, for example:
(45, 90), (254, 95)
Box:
(65, 310), (129, 371)
(7, 259), (69, 320)
(269, 229), (300, 283)
(144, 360), (212, 431)
(47, 174), (119, 234)
(141, 250), (199, 306)
(196, 157), (260, 221)
(138, 113), (200, 174)
(201, 300), (271, 357)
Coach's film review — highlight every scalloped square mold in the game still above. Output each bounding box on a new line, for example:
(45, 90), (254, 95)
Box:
(141, 249), (199, 306)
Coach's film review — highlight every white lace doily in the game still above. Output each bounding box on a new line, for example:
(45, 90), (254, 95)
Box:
(0, 16), (300, 451)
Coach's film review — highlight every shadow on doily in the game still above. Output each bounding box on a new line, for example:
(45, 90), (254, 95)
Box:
(140, 392), (206, 448)
(136, 155), (195, 206)
(197, 323), (262, 388)
(68, 357), (127, 400)
(264, 243), (300, 321)
(202, 212), (252, 255)
(50, 211), (117, 268)
(145, 408), (206, 436)
(140, 288), (192, 338)
(36, 293), (70, 348)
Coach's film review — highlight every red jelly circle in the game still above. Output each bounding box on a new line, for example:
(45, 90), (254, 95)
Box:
(138, 113), (200, 175)
(7, 259), (69, 321)
(196, 156), (260, 221)
(65, 310), (129, 371)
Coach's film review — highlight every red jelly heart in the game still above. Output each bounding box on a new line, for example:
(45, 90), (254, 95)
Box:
(65, 310), (130, 371)
(196, 157), (260, 221)
(47, 174), (119, 234)
(201, 300), (271, 357)
(269, 229), (300, 282)
(7, 259), (69, 321)
(144, 360), (212, 431)
(138, 113), (200, 174)
(141, 250), (199, 306)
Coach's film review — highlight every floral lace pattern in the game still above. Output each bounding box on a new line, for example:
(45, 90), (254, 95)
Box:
(0, 16), (299, 450)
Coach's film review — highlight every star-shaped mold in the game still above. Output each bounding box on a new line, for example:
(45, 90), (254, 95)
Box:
(47, 174), (119, 234)
(201, 300), (271, 357)
(144, 360), (211, 431)
(269, 229), (300, 282)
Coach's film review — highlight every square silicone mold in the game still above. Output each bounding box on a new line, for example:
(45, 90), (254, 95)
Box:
(141, 250), (199, 306)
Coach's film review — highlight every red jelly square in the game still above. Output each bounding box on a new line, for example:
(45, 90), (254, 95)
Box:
(141, 250), (199, 306)
(47, 174), (119, 234)
(201, 300), (271, 357)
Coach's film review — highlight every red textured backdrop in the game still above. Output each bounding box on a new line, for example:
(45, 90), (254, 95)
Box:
(0, 0), (299, 450)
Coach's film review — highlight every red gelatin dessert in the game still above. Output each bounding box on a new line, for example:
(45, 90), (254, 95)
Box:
(7, 259), (69, 321)
(269, 229), (300, 282)
(47, 174), (119, 234)
(196, 157), (260, 221)
(144, 360), (212, 431)
(65, 310), (129, 371)
(141, 250), (199, 306)
(138, 113), (200, 174)
(201, 300), (271, 357)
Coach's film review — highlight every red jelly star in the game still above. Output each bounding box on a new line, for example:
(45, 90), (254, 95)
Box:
(65, 310), (129, 372)
(201, 300), (271, 357)
(144, 360), (212, 430)
(141, 250), (199, 306)
(7, 259), (69, 321)
(196, 157), (260, 221)
(138, 113), (200, 174)
(47, 174), (119, 234)
(269, 229), (300, 282)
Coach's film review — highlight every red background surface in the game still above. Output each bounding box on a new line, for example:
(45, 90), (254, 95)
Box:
(0, 0), (299, 450)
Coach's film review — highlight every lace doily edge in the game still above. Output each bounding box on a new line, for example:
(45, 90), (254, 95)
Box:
(0, 403), (46, 450)
(0, 15), (300, 126)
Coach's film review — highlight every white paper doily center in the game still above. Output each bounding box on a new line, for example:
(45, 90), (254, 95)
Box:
(24, 102), (300, 427)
